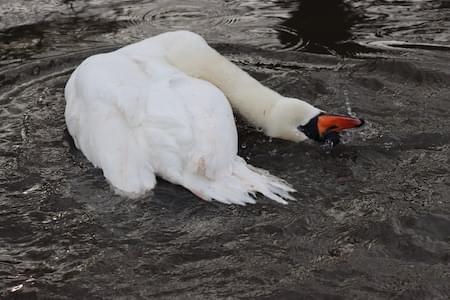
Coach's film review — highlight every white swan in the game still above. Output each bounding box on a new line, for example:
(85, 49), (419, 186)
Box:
(65, 31), (363, 205)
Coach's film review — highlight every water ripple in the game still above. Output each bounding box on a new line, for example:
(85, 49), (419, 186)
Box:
(1, 0), (450, 299)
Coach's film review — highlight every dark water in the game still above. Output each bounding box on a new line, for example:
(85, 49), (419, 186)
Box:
(1, 0), (450, 299)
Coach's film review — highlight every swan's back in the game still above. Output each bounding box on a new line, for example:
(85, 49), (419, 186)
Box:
(65, 31), (295, 204)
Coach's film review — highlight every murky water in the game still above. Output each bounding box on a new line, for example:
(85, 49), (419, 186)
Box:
(1, 0), (450, 299)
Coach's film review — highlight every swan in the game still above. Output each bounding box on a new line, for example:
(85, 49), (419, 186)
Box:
(65, 31), (363, 205)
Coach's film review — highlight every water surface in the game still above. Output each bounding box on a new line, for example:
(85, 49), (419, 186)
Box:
(1, 0), (449, 299)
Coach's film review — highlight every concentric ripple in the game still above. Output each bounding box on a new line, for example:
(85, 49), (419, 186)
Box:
(112, 0), (296, 48)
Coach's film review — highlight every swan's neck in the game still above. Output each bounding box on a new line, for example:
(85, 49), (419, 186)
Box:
(161, 31), (321, 141)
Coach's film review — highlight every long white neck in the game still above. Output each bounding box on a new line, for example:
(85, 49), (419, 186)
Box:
(158, 31), (321, 141)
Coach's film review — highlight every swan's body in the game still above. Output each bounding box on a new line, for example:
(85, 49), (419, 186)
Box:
(65, 31), (361, 204)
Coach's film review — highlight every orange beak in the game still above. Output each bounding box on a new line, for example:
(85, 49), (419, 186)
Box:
(317, 114), (364, 137)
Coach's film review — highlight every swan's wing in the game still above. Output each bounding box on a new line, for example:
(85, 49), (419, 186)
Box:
(65, 52), (238, 195)
(168, 76), (238, 179)
(64, 53), (188, 195)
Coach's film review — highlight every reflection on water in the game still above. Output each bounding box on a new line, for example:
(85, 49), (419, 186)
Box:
(1, 0), (450, 299)
(278, 0), (365, 54)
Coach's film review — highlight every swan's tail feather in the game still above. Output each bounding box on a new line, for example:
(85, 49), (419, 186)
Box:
(183, 157), (295, 205)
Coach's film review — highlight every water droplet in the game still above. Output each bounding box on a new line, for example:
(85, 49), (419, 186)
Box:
(10, 284), (23, 292)
(320, 139), (335, 154)
(343, 89), (354, 116)
(241, 143), (247, 149)
(23, 184), (41, 194)
(31, 66), (40, 76)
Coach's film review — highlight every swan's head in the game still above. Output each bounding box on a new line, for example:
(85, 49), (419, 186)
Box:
(267, 97), (364, 146)
(298, 112), (364, 146)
